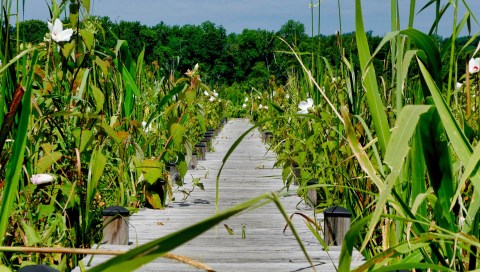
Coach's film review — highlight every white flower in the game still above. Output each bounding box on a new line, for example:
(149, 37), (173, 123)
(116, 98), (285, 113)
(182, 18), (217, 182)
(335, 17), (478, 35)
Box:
(257, 96), (261, 100)
(31, 174), (55, 185)
(264, 106), (268, 110)
(285, 94), (290, 99)
(142, 121), (151, 133)
(48, 18), (73, 43)
(456, 82), (463, 90)
(209, 96), (215, 102)
(242, 103), (247, 108)
(469, 58), (480, 74)
(297, 98), (314, 114)
(244, 97), (249, 102)
(258, 104), (263, 109)
(213, 90), (219, 97)
(203, 90), (209, 96)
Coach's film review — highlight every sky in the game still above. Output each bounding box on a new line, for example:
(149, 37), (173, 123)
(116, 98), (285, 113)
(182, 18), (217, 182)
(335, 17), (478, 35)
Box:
(17, 0), (480, 37)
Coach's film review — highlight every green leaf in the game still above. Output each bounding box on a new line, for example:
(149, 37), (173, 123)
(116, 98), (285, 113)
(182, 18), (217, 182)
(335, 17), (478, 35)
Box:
(35, 151), (62, 173)
(20, 222), (41, 246)
(417, 58), (480, 233)
(339, 215), (372, 271)
(177, 161), (187, 178)
(355, 0), (390, 153)
(99, 122), (121, 144)
(141, 159), (163, 185)
(145, 190), (163, 209)
(94, 56), (108, 76)
(82, 0), (90, 13)
(80, 29), (94, 51)
(90, 85), (105, 114)
(384, 105), (433, 168)
(170, 123), (186, 146)
(0, 265), (12, 272)
(72, 129), (94, 153)
(0, 51), (38, 245)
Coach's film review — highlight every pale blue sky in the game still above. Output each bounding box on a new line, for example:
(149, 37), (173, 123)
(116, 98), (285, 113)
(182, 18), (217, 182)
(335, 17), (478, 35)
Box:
(17, 0), (480, 37)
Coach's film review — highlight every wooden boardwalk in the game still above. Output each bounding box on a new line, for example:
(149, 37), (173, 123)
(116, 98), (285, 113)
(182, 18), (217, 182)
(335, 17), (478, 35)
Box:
(76, 118), (363, 271)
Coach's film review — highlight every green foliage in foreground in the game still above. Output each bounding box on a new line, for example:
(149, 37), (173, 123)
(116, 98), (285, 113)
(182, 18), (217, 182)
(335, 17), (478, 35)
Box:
(2, 0), (480, 271)
(239, 0), (480, 271)
(0, 0), (226, 270)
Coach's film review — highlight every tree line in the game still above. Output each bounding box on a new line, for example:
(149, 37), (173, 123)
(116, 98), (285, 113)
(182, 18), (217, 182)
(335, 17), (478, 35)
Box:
(16, 17), (477, 89)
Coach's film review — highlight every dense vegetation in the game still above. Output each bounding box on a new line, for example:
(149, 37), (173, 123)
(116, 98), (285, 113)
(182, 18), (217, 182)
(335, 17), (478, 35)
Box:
(17, 17), (477, 92)
(2, 0), (480, 271)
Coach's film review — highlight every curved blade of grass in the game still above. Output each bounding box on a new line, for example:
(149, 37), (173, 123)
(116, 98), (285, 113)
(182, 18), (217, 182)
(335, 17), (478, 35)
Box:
(417, 58), (480, 233)
(346, 105), (433, 252)
(339, 215), (371, 271)
(355, 0), (390, 154)
(355, 235), (454, 272)
(88, 193), (272, 272)
(342, 107), (384, 191)
(0, 50), (38, 245)
(215, 115), (324, 212)
(215, 116), (322, 270)
(384, 105), (433, 168)
(353, 115), (385, 177)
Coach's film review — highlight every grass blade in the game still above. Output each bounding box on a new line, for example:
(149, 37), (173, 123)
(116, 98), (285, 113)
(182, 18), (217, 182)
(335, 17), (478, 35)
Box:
(0, 50), (38, 245)
(355, 0), (390, 154)
(88, 193), (273, 272)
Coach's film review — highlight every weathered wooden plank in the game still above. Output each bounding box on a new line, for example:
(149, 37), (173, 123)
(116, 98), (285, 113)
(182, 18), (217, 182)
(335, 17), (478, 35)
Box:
(75, 119), (362, 271)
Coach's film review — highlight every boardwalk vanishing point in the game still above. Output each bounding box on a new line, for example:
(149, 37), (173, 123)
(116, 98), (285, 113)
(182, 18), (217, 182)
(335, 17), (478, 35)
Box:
(75, 118), (363, 272)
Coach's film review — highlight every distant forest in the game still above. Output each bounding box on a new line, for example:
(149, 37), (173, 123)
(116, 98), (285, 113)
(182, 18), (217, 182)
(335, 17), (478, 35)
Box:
(16, 17), (479, 89)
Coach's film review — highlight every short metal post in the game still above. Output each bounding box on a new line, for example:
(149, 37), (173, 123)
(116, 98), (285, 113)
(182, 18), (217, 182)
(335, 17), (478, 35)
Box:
(102, 206), (130, 245)
(169, 161), (182, 185)
(195, 142), (206, 160)
(324, 206), (351, 246)
(190, 151), (198, 169)
(18, 265), (59, 272)
(306, 178), (318, 207)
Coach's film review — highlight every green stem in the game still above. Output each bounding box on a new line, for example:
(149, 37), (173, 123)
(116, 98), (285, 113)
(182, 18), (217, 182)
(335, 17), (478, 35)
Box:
(447, 0), (458, 105)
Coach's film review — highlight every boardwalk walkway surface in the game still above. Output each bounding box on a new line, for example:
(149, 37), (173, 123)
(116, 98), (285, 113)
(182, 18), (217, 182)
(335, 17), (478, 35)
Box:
(76, 118), (363, 271)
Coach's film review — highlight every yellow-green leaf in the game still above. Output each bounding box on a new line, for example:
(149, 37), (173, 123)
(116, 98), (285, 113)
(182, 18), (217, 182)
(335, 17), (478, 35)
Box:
(141, 159), (163, 185)
(80, 29), (94, 51)
(36, 151), (62, 173)
(170, 123), (186, 146)
(90, 85), (105, 114)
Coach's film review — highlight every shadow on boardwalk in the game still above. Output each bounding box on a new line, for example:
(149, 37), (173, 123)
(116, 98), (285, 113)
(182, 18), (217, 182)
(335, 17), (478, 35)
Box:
(76, 118), (363, 272)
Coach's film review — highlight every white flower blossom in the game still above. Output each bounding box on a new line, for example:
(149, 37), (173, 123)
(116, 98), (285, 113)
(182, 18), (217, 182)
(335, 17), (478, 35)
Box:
(244, 97), (249, 102)
(31, 174), (55, 185)
(209, 96), (215, 102)
(213, 90), (219, 97)
(469, 58), (480, 74)
(242, 103), (247, 108)
(258, 104), (263, 109)
(264, 105), (268, 110)
(204, 90), (209, 96)
(456, 82), (463, 90)
(285, 94), (290, 99)
(48, 18), (73, 43)
(297, 98), (314, 114)
(142, 121), (152, 133)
